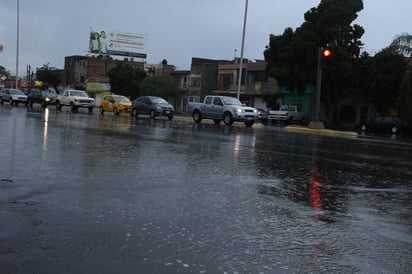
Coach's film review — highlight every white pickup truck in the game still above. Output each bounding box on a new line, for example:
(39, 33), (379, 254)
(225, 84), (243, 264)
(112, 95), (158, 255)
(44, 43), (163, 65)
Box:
(188, 95), (258, 127)
(268, 105), (305, 123)
(56, 89), (95, 113)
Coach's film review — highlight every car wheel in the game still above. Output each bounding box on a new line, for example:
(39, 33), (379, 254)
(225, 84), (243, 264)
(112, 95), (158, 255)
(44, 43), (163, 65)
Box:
(10, 100), (14, 106)
(149, 109), (155, 119)
(29, 100), (34, 107)
(168, 115), (173, 121)
(114, 108), (119, 116)
(41, 101), (47, 108)
(192, 110), (202, 123)
(223, 112), (234, 126)
(245, 120), (254, 127)
(88, 107), (93, 113)
(213, 119), (221, 125)
(70, 102), (76, 113)
(131, 109), (138, 117)
(100, 106), (104, 115)
(15, 102), (19, 106)
(0, 99), (3, 105)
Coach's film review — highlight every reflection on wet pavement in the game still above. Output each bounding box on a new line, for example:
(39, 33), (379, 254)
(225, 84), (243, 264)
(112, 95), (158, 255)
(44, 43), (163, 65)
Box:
(0, 107), (411, 273)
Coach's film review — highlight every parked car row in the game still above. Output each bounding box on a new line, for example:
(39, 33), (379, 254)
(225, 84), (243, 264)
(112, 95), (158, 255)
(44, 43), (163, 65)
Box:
(2, 88), (410, 133)
(0, 88), (176, 120)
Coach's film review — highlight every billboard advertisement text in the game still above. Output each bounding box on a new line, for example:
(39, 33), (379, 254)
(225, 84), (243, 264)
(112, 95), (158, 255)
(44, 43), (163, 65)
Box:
(89, 29), (147, 58)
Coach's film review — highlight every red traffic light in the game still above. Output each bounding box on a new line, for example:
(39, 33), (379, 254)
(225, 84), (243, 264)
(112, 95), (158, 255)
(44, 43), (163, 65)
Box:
(323, 48), (331, 58)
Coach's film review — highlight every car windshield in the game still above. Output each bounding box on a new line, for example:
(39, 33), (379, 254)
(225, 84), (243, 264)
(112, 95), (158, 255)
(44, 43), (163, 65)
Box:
(70, 91), (87, 97)
(222, 97), (242, 106)
(152, 97), (168, 104)
(10, 89), (25, 95)
(42, 91), (55, 96)
(115, 96), (130, 102)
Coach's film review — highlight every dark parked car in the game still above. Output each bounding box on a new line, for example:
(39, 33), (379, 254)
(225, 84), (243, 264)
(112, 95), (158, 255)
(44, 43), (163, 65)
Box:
(0, 88), (28, 106)
(131, 96), (174, 120)
(27, 89), (57, 108)
(362, 115), (410, 134)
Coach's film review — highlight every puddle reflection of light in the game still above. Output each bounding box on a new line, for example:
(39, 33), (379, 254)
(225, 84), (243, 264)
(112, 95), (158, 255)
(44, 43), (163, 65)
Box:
(310, 179), (323, 210)
(42, 108), (49, 159)
(234, 134), (241, 155)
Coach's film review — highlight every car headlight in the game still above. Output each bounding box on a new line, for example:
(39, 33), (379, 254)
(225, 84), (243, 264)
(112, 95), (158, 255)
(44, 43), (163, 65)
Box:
(45, 98), (50, 101)
(156, 106), (162, 111)
(235, 108), (244, 113)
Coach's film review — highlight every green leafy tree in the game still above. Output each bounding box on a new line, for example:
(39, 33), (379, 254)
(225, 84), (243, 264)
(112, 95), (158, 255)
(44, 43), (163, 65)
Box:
(370, 48), (408, 113)
(140, 75), (181, 99)
(107, 63), (147, 99)
(0, 65), (10, 78)
(264, 0), (364, 123)
(36, 63), (61, 89)
(390, 33), (412, 120)
(352, 51), (375, 98)
(389, 33), (412, 57)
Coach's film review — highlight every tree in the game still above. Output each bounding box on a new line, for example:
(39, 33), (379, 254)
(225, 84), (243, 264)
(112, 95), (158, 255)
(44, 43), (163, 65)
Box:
(107, 63), (147, 99)
(264, 0), (364, 123)
(389, 33), (412, 57)
(389, 33), (412, 120)
(36, 63), (61, 89)
(367, 48), (407, 113)
(0, 65), (10, 78)
(140, 75), (181, 99)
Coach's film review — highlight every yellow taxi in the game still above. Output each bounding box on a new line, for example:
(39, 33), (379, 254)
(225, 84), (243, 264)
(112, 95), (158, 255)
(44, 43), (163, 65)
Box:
(100, 94), (132, 116)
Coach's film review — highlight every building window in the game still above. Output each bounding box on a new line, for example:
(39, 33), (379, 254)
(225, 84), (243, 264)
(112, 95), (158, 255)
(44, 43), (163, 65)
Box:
(191, 78), (200, 87)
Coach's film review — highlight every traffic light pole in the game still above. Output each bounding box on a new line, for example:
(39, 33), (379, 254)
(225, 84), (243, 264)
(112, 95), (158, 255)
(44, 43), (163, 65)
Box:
(309, 47), (325, 129)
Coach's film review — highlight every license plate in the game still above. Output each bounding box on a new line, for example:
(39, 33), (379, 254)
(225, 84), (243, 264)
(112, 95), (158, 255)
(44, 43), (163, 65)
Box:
(165, 110), (170, 114)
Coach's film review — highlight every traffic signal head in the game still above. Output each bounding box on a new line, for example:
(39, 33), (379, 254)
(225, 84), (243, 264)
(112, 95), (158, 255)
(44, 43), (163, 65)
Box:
(322, 48), (331, 58)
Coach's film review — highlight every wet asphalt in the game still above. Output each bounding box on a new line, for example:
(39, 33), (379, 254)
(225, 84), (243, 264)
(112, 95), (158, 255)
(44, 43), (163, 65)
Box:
(0, 105), (411, 274)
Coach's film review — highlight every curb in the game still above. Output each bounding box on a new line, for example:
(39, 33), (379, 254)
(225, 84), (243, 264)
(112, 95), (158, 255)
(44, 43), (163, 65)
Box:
(284, 125), (358, 137)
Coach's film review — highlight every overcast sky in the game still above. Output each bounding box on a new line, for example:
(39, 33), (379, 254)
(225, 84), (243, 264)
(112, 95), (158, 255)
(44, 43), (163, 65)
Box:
(1, 0), (411, 77)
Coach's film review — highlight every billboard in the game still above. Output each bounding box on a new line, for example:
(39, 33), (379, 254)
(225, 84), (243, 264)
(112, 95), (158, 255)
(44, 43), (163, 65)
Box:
(89, 29), (147, 58)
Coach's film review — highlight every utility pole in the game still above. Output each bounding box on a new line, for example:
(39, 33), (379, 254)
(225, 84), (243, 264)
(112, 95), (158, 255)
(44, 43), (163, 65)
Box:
(236, 0), (248, 100)
(15, 0), (20, 89)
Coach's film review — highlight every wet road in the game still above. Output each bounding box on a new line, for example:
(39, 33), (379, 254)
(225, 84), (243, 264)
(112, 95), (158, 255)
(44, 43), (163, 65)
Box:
(1, 106), (411, 274)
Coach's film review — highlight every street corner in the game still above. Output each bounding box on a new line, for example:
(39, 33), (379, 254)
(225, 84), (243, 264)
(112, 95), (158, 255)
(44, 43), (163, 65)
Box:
(284, 125), (359, 137)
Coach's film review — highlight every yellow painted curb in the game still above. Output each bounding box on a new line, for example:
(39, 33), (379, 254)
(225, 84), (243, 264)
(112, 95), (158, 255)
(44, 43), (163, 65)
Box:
(284, 125), (358, 137)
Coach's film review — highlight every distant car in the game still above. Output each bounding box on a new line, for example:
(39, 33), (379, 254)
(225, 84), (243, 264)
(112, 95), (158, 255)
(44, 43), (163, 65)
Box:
(27, 89), (56, 108)
(56, 89), (95, 113)
(0, 88), (28, 106)
(256, 108), (269, 123)
(100, 94), (132, 116)
(131, 96), (174, 120)
(362, 115), (410, 134)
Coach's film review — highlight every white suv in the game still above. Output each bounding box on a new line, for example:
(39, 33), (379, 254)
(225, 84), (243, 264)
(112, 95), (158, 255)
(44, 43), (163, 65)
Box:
(56, 89), (95, 113)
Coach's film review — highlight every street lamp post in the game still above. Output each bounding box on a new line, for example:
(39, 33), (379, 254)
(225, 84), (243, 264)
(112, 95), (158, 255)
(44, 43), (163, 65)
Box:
(15, 0), (20, 89)
(236, 0), (248, 100)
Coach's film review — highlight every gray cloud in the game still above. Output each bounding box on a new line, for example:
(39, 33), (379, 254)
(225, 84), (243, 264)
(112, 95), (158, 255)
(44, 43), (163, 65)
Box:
(0, 0), (410, 76)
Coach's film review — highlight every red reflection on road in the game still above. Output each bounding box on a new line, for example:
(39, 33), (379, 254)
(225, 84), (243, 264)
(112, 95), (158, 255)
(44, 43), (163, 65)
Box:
(310, 179), (323, 210)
